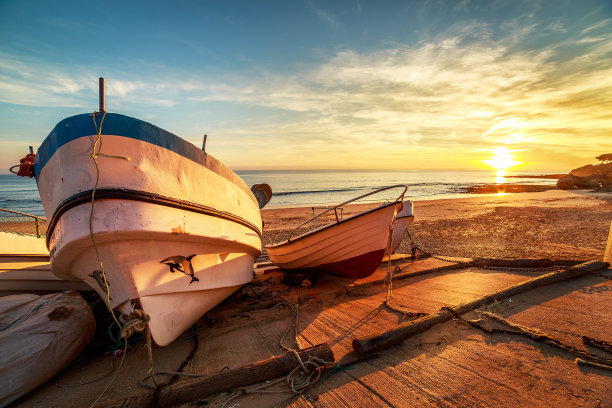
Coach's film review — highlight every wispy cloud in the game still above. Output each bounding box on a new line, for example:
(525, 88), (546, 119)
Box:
(1, 18), (611, 170)
(306, 1), (339, 27)
(580, 19), (611, 36)
(0, 53), (178, 108)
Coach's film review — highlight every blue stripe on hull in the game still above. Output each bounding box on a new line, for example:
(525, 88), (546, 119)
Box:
(33, 113), (206, 180)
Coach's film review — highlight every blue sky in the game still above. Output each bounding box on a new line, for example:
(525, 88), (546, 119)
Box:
(1, 0), (611, 172)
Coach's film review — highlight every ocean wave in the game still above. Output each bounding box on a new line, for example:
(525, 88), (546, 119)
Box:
(0, 198), (43, 204)
(273, 187), (364, 196)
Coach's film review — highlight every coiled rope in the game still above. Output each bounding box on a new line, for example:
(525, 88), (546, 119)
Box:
(119, 309), (151, 339)
(219, 302), (332, 407)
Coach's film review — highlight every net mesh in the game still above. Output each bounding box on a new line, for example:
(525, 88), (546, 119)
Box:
(0, 208), (47, 237)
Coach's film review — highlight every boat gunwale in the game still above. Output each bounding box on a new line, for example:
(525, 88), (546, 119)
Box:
(266, 185), (407, 249)
(265, 200), (400, 250)
(33, 112), (257, 204)
(45, 188), (263, 249)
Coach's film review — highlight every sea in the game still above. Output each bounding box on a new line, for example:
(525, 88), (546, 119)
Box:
(0, 170), (557, 217)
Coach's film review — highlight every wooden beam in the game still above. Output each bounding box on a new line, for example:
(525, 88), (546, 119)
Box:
(352, 260), (608, 356)
(97, 343), (334, 408)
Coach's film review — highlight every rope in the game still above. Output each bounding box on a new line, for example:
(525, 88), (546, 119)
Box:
(119, 309), (150, 338)
(150, 325), (200, 407)
(88, 338), (128, 408)
(138, 327), (201, 390)
(383, 226), (428, 318)
(56, 358), (116, 387)
(86, 111), (133, 408)
(405, 229), (466, 265)
(216, 302), (332, 407)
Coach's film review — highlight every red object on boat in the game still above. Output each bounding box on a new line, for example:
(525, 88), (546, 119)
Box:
(16, 153), (36, 178)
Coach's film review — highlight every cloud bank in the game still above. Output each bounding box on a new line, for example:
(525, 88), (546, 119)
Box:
(1, 19), (611, 170)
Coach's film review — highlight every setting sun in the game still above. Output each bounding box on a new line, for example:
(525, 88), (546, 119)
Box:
(484, 147), (520, 171)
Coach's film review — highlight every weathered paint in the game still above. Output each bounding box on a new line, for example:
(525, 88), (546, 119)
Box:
(267, 202), (399, 279)
(34, 113), (262, 346)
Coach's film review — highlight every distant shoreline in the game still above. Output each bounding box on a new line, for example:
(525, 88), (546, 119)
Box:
(464, 184), (556, 194)
(506, 174), (564, 179)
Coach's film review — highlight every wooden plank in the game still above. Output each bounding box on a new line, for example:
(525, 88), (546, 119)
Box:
(306, 371), (392, 407)
(353, 261), (608, 355)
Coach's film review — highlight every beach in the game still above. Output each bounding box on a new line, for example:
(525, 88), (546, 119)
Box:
(262, 189), (612, 261)
(4, 187), (612, 407)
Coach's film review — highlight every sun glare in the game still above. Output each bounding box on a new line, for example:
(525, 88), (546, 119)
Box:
(496, 169), (506, 184)
(484, 147), (520, 171)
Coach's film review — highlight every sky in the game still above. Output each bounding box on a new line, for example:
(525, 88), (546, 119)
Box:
(0, 0), (611, 173)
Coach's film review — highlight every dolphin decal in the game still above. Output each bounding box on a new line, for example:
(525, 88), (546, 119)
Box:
(160, 254), (199, 284)
(89, 270), (112, 299)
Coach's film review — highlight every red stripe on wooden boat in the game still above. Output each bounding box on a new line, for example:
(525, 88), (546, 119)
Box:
(285, 248), (386, 279)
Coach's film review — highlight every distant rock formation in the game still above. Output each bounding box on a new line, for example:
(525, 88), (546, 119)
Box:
(557, 162), (612, 190)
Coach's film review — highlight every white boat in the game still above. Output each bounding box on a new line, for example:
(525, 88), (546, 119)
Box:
(28, 84), (262, 346)
(266, 185), (407, 279)
(385, 200), (414, 255)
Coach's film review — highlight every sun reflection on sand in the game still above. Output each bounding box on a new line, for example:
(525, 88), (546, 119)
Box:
(496, 169), (506, 184)
(484, 147), (520, 184)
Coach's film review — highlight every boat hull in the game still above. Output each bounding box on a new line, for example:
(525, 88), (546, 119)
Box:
(386, 200), (414, 255)
(266, 202), (399, 279)
(34, 113), (262, 345)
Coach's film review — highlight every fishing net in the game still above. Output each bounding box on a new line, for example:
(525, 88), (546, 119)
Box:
(0, 208), (47, 237)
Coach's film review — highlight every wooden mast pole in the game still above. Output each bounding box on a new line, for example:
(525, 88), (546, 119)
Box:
(99, 77), (105, 112)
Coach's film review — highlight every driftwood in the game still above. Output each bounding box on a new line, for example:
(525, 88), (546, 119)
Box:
(98, 343), (334, 408)
(352, 260), (609, 355)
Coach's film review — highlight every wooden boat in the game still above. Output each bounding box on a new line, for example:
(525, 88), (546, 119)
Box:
(386, 200), (414, 255)
(266, 185), (407, 279)
(29, 83), (262, 346)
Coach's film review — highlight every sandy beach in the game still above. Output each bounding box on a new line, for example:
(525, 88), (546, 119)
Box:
(4, 187), (612, 408)
(5, 187), (610, 263)
(262, 189), (612, 261)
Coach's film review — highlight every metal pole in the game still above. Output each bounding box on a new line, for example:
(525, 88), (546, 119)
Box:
(99, 77), (105, 112)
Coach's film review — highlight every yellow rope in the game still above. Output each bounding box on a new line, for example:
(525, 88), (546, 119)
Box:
(87, 111), (135, 407)
(89, 112), (113, 311)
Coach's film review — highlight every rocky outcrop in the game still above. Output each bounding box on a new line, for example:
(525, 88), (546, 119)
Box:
(557, 162), (612, 190)
(569, 162), (612, 178)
